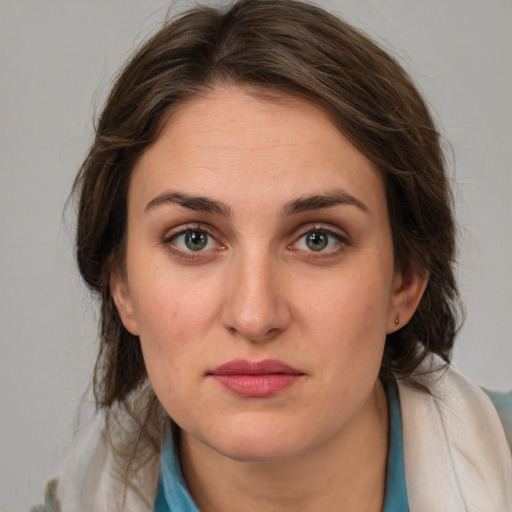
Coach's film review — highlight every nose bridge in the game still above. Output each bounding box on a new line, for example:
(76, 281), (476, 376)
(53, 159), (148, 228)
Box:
(222, 243), (289, 341)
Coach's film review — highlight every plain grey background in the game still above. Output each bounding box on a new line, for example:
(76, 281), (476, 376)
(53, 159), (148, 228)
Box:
(1, 0), (510, 510)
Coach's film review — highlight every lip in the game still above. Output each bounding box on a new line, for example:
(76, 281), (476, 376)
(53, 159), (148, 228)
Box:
(208, 359), (304, 398)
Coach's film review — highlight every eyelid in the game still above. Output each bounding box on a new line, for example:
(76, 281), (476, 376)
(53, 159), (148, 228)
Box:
(288, 224), (350, 255)
(162, 223), (225, 261)
(162, 222), (218, 242)
(293, 222), (349, 242)
(160, 222), (349, 261)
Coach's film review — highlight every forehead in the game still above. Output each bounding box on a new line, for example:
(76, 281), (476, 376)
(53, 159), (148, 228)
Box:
(130, 86), (385, 214)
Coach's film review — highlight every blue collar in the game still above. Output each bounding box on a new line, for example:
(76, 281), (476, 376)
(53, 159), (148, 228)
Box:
(382, 380), (409, 512)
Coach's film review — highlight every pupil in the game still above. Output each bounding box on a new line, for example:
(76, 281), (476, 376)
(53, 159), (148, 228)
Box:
(185, 231), (207, 251)
(306, 232), (327, 251)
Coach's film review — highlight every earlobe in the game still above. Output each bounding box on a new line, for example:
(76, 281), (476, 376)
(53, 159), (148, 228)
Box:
(110, 273), (140, 335)
(387, 266), (429, 333)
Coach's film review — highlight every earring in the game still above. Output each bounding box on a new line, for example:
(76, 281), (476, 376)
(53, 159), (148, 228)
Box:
(394, 315), (399, 326)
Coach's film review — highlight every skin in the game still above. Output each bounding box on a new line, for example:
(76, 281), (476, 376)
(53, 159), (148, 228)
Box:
(112, 86), (427, 511)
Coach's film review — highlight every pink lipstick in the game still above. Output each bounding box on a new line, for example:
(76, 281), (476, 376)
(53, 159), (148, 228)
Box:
(208, 359), (304, 398)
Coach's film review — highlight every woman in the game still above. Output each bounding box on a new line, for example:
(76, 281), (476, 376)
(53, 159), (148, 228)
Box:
(33, 0), (512, 510)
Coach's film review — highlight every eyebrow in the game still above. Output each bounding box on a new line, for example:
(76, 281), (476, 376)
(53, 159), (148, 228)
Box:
(281, 190), (368, 216)
(145, 191), (231, 216)
(144, 188), (368, 217)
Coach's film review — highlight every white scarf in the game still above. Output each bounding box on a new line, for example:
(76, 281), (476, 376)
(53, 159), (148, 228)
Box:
(398, 360), (512, 511)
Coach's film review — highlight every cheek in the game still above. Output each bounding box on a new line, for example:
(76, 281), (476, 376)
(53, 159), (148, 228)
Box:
(131, 276), (218, 418)
(130, 266), (223, 347)
(123, 277), (210, 404)
(298, 262), (392, 377)
(304, 264), (392, 336)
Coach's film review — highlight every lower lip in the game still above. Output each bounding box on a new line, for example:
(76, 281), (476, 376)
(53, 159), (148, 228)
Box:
(211, 374), (302, 398)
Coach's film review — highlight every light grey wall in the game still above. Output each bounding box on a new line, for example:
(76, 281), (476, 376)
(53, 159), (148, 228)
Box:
(1, 1), (510, 509)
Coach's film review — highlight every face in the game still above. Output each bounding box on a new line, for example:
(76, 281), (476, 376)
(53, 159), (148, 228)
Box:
(112, 87), (424, 463)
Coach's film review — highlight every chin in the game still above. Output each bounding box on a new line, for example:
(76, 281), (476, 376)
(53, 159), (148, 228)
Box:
(215, 439), (307, 464)
(199, 419), (321, 464)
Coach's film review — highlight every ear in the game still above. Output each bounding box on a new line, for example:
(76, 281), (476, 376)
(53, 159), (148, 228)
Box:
(110, 272), (140, 336)
(387, 265), (428, 333)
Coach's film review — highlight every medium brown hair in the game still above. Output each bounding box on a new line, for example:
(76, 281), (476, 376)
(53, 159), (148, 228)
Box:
(74, 0), (460, 474)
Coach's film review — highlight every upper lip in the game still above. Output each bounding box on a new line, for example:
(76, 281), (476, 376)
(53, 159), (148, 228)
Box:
(208, 359), (303, 375)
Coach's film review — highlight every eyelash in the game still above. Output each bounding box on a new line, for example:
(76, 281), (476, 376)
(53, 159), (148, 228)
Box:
(289, 226), (348, 258)
(162, 224), (349, 261)
(162, 224), (223, 261)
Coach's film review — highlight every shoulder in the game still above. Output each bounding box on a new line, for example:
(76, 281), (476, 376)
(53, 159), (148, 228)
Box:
(32, 406), (160, 512)
(484, 389), (512, 452)
(396, 356), (512, 508)
(399, 356), (512, 454)
(423, 359), (512, 455)
(31, 414), (109, 512)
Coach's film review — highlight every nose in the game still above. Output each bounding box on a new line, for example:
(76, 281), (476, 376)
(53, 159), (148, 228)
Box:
(221, 250), (291, 343)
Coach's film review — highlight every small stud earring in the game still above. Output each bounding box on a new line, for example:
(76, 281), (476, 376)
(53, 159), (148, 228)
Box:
(394, 315), (399, 326)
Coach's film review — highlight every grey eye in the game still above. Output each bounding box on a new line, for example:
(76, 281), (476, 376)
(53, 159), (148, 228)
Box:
(305, 231), (328, 251)
(293, 229), (345, 254)
(185, 230), (209, 251)
(169, 228), (216, 253)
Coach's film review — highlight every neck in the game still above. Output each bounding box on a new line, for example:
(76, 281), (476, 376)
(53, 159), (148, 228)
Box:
(179, 380), (389, 512)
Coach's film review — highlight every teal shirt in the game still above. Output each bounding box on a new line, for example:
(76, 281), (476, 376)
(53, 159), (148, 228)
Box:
(484, 389), (512, 451)
(154, 385), (512, 512)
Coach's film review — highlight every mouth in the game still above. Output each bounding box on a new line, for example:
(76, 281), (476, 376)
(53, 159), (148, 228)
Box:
(207, 359), (305, 398)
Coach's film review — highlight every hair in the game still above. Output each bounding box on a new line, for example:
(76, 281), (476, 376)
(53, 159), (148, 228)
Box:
(73, 0), (461, 486)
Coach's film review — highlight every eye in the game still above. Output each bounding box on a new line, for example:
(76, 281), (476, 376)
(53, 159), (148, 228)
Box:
(293, 229), (345, 253)
(167, 228), (218, 252)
